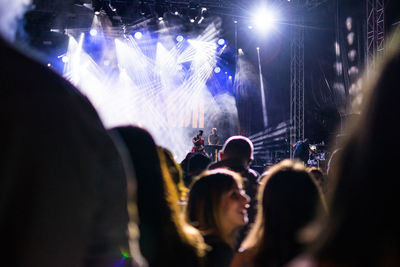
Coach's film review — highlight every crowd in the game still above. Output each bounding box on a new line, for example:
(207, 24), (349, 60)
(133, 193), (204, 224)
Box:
(2, 1), (400, 266)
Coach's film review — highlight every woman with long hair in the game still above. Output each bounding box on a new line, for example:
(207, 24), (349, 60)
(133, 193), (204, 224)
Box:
(291, 28), (400, 267)
(187, 169), (250, 267)
(231, 160), (326, 267)
(113, 126), (206, 267)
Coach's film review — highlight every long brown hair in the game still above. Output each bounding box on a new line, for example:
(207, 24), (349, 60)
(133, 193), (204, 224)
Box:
(309, 28), (400, 266)
(114, 126), (206, 267)
(241, 160), (325, 266)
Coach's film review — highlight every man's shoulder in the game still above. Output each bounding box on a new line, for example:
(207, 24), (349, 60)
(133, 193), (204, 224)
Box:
(208, 160), (225, 170)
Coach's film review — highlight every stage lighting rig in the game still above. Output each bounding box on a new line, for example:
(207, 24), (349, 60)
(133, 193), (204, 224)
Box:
(91, 0), (122, 26)
(92, 0), (102, 15)
(154, 3), (168, 21)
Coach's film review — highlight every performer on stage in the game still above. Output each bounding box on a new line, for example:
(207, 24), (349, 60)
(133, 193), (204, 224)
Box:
(293, 138), (311, 165)
(192, 130), (205, 153)
(207, 128), (220, 145)
(207, 128), (220, 161)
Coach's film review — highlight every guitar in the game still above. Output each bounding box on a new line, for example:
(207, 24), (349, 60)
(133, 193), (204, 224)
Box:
(192, 136), (205, 152)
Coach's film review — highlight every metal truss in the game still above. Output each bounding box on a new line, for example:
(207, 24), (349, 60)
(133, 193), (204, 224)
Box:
(366, 0), (385, 67)
(290, 16), (305, 157)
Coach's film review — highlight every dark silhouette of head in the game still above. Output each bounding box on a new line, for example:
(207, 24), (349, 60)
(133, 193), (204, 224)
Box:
(113, 126), (206, 267)
(309, 29), (400, 266)
(0, 38), (133, 266)
(188, 153), (212, 177)
(220, 136), (254, 167)
(241, 160), (325, 266)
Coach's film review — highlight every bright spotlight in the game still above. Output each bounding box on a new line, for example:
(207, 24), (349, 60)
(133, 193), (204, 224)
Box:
(190, 19), (195, 23)
(134, 32), (143, 39)
(176, 35), (184, 42)
(228, 75), (232, 80)
(62, 56), (69, 63)
(217, 38), (225, 46)
(89, 29), (98, 36)
(214, 67), (221, 73)
(158, 17), (163, 21)
(248, 25), (253, 29)
(252, 7), (278, 32)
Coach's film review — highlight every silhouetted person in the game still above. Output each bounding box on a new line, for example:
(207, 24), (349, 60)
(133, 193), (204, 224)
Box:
(184, 153), (212, 187)
(0, 19), (133, 267)
(231, 160), (326, 267)
(291, 28), (400, 267)
(113, 126), (206, 267)
(293, 138), (310, 164)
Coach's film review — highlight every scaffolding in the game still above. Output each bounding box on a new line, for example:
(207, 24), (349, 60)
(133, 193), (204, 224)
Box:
(366, 0), (385, 67)
(290, 15), (305, 157)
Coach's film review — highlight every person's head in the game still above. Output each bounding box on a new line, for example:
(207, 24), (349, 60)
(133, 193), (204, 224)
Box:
(188, 153), (212, 177)
(212, 128), (217, 134)
(0, 0), (31, 41)
(113, 126), (206, 266)
(220, 136), (254, 167)
(187, 169), (249, 247)
(309, 29), (400, 266)
(241, 160), (325, 266)
(198, 130), (203, 137)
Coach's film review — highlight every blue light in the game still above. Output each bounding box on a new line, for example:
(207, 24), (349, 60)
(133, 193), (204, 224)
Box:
(217, 38), (225, 46)
(214, 67), (221, 73)
(89, 29), (98, 36)
(176, 35), (184, 42)
(134, 32), (143, 39)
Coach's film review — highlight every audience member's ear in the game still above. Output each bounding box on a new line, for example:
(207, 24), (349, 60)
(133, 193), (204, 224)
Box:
(220, 151), (225, 161)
